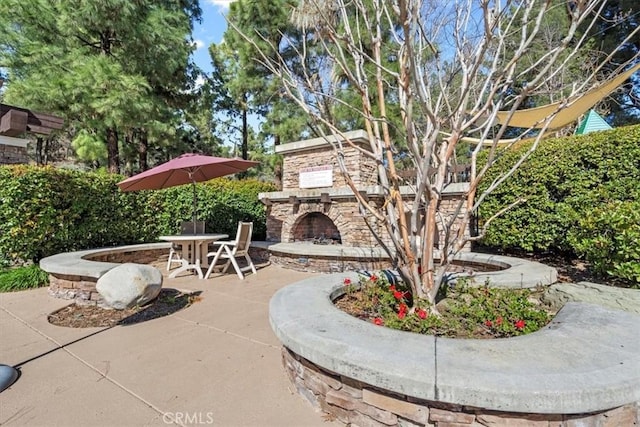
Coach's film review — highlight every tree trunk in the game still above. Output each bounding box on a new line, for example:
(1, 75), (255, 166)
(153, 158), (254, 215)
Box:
(422, 198), (440, 304)
(241, 96), (248, 160)
(106, 127), (120, 174)
(35, 137), (43, 165)
(43, 137), (50, 165)
(138, 130), (148, 171)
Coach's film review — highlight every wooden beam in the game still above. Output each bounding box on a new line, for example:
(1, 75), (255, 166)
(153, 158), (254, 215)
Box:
(26, 124), (54, 135)
(0, 109), (28, 137)
(0, 103), (64, 136)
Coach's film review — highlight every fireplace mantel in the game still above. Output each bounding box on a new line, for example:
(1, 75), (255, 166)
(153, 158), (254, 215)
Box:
(259, 183), (469, 203)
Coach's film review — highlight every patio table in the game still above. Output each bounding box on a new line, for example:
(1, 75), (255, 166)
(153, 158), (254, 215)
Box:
(159, 234), (228, 279)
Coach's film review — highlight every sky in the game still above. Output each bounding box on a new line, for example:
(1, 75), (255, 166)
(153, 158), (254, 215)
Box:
(191, 0), (234, 74)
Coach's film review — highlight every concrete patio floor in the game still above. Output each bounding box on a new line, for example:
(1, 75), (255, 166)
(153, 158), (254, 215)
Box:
(0, 264), (338, 427)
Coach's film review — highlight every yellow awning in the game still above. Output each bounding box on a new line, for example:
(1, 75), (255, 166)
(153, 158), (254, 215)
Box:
(494, 63), (640, 130)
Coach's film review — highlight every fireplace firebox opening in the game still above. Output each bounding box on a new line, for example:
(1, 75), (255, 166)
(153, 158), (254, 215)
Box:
(292, 212), (342, 245)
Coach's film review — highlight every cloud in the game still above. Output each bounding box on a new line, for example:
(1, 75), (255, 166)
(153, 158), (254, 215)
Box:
(193, 39), (205, 50)
(206, 0), (235, 11)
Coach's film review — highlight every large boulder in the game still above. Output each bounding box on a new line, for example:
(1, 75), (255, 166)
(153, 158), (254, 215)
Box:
(96, 263), (162, 309)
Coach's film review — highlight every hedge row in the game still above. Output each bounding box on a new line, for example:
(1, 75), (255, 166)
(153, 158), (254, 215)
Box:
(477, 124), (640, 283)
(0, 165), (275, 266)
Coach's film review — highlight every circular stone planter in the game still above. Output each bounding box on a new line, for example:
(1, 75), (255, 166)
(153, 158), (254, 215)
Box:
(269, 256), (640, 426)
(40, 243), (169, 305)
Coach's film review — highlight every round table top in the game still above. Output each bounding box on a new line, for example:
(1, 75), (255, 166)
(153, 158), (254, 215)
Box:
(159, 233), (228, 242)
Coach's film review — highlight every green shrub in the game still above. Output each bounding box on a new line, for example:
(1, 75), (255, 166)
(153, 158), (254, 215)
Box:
(568, 200), (640, 285)
(0, 165), (276, 266)
(147, 178), (275, 240)
(0, 265), (50, 292)
(0, 165), (157, 265)
(477, 125), (640, 282)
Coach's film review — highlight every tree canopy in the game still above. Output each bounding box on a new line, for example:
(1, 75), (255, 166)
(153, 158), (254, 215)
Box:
(0, 0), (213, 172)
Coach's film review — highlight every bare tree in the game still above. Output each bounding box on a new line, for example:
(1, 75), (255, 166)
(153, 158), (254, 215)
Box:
(239, 0), (639, 310)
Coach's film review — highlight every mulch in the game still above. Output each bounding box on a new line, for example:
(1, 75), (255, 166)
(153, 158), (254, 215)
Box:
(48, 289), (202, 328)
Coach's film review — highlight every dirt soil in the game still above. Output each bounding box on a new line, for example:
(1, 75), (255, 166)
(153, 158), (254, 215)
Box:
(48, 289), (202, 328)
(502, 251), (623, 286)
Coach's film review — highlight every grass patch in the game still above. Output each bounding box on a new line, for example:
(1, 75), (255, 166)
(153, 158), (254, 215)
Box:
(0, 265), (50, 292)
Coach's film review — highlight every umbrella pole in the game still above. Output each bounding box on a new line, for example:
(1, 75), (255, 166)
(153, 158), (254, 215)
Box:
(190, 174), (197, 234)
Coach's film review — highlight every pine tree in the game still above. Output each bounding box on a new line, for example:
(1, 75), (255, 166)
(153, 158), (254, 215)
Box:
(0, 0), (202, 172)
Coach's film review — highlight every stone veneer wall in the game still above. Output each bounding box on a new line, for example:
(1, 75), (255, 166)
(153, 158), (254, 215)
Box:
(0, 143), (28, 165)
(282, 139), (377, 191)
(49, 273), (104, 305)
(282, 347), (639, 427)
(269, 250), (392, 273)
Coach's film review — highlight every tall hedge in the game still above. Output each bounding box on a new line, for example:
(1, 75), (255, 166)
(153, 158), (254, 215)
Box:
(477, 125), (640, 283)
(0, 165), (275, 266)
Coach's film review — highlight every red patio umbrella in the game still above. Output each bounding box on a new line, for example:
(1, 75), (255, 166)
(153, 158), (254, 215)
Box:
(117, 153), (259, 231)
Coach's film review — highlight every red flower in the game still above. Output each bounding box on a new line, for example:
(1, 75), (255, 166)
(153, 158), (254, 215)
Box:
(397, 311), (406, 319)
(393, 290), (403, 300)
(369, 274), (378, 282)
(495, 316), (503, 326)
(343, 278), (351, 286)
(514, 320), (525, 330)
(398, 303), (408, 314)
(389, 285), (396, 292)
(484, 320), (492, 327)
(373, 317), (384, 326)
(417, 309), (428, 319)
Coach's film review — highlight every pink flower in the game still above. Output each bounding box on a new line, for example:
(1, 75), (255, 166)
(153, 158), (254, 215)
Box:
(514, 320), (525, 330)
(417, 309), (428, 319)
(484, 320), (492, 327)
(373, 317), (384, 326)
(343, 278), (351, 286)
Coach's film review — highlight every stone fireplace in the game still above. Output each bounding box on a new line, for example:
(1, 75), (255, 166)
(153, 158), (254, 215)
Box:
(259, 130), (470, 271)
